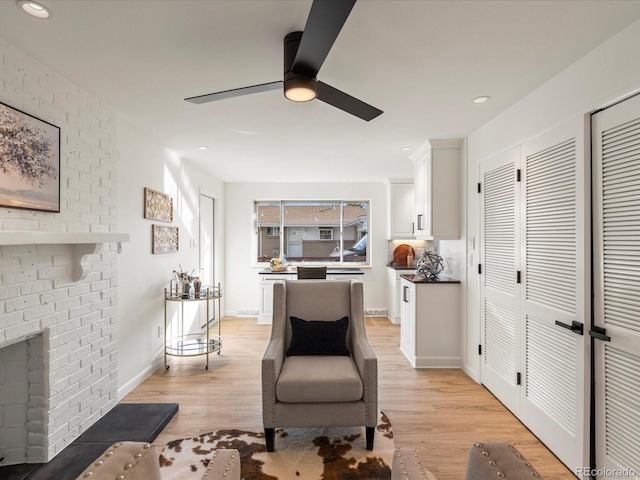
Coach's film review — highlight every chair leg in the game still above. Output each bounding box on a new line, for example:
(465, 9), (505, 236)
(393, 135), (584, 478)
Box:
(366, 426), (374, 450)
(265, 428), (275, 452)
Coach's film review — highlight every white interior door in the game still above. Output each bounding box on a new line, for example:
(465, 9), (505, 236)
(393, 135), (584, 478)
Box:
(519, 122), (589, 471)
(480, 121), (589, 472)
(592, 93), (640, 479)
(199, 194), (215, 286)
(479, 146), (522, 414)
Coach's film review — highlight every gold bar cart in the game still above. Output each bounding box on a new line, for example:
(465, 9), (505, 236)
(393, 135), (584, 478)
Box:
(163, 283), (222, 370)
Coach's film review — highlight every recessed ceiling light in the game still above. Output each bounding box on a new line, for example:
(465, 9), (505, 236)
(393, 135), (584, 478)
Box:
(197, 146), (208, 150)
(401, 147), (411, 151)
(472, 96), (491, 104)
(16, 1), (52, 19)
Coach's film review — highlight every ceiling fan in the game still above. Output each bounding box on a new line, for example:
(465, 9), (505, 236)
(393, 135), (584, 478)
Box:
(184, 0), (383, 121)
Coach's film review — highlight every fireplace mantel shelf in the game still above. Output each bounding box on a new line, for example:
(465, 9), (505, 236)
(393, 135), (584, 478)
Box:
(0, 231), (130, 281)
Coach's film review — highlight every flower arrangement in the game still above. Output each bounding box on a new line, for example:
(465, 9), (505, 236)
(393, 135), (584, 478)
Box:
(269, 258), (282, 268)
(269, 257), (287, 272)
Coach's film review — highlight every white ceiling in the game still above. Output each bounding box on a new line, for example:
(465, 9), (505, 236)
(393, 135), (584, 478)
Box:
(1, 1), (640, 183)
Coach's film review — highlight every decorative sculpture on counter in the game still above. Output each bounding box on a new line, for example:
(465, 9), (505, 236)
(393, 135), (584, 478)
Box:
(415, 251), (444, 280)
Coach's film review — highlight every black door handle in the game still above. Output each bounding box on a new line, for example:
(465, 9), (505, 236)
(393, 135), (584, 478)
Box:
(417, 214), (423, 231)
(555, 320), (584, 335)
(589, 326), (611, 342)
(402, 285), (408, 303)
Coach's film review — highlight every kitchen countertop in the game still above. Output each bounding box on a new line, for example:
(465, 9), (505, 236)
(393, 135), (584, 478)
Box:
(400, 274), (460, 284)
(387, 265), (415, 270)
(259, 268), (364, 275)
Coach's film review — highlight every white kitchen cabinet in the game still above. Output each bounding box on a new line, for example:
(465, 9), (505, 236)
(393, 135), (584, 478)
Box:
(387, 267), (412, 324)
(386, 180), (414, 238)
(258, 273), (295, 324)
(399, 276), (461, 368)
(399, 278), (416, 357)
(410, 139), (462, 240)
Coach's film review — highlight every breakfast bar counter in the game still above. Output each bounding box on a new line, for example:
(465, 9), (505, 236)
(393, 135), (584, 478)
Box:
(258, 268), (364, 276)
(258, 268), (363, 323)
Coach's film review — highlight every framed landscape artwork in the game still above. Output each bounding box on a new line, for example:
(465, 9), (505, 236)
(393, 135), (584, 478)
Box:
(0, 101), (61, 212)
(152, 224), (179, 254)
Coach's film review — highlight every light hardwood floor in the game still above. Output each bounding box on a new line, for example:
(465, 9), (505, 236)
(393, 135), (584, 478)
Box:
(123, 317), (576, 480)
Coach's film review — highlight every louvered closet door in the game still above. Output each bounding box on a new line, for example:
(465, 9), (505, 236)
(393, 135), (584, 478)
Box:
(480, 146), (522, 414)
(593, 93), (640, 479)
(520, 122), (589, 471)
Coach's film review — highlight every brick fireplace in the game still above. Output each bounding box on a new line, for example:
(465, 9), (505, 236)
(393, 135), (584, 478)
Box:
(0, 242), (121, 465)
(0, 37), (122, 465)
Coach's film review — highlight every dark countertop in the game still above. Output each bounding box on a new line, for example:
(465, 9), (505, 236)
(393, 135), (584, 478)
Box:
(259, 268), (364, 275)
(400, 274), (460, 284)
(387, 265), (415, 270)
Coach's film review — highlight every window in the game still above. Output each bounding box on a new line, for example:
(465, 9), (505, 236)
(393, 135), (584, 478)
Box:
(255, 200), (369, 265)
(319, 228), (333, 240)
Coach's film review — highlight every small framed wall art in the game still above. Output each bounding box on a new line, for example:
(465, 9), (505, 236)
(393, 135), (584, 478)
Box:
(0, 101), (61, 212)
(152, 224), (179, 254)
(144, 187), (173, 222)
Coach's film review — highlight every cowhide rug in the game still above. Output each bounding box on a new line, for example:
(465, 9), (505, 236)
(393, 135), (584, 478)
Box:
(159, 411), (394, 480)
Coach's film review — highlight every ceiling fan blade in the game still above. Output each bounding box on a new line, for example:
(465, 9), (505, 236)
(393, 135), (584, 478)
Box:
(292, 0), (356, 78)
(185, 81), (282, 104)
(316, 81), (382, 121)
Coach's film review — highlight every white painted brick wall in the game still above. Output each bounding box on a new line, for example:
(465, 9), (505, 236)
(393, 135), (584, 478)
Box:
(0, 37), (120, 464)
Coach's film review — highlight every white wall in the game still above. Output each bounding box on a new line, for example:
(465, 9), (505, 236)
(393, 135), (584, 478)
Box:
(116, 119), (224, 398)
(464, 19), (640, 381)
(224, 182), (388, 316)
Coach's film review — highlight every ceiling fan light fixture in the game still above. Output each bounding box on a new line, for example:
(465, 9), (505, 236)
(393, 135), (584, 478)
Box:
(284, 76), (317, 102)
(16, 0), (52, 19)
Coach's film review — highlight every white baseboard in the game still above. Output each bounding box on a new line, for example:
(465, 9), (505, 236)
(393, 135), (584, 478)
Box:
(414, 356), (462, 368)
(399, 347), (461, 369)
(118, 356), (164, 400)
(463, 365), (481, 383)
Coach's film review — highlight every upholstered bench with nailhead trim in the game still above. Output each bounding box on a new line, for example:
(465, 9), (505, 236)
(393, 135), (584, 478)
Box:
(392, 443), (544, 480)
(74, 441), (241, 480)
(465, 442), (543, 480)
(392, 447), (439, 480)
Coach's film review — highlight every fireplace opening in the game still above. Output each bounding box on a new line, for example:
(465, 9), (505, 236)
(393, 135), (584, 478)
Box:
(0, 333), (46, 466)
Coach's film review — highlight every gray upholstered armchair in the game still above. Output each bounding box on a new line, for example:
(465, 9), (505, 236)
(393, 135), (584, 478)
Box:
(261, 279), (378, 452)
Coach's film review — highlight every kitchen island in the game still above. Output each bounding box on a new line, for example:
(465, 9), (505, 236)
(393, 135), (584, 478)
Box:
(258, 268), (364, 324)
(399, 274), (461, 368)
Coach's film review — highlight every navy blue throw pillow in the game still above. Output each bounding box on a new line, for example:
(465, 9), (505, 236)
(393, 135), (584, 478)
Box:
(286, 316), (350, 356)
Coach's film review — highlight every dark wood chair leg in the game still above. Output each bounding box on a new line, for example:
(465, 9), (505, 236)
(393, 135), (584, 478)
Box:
(265, 428), (275, 452)
(366, 426), (374, 450)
